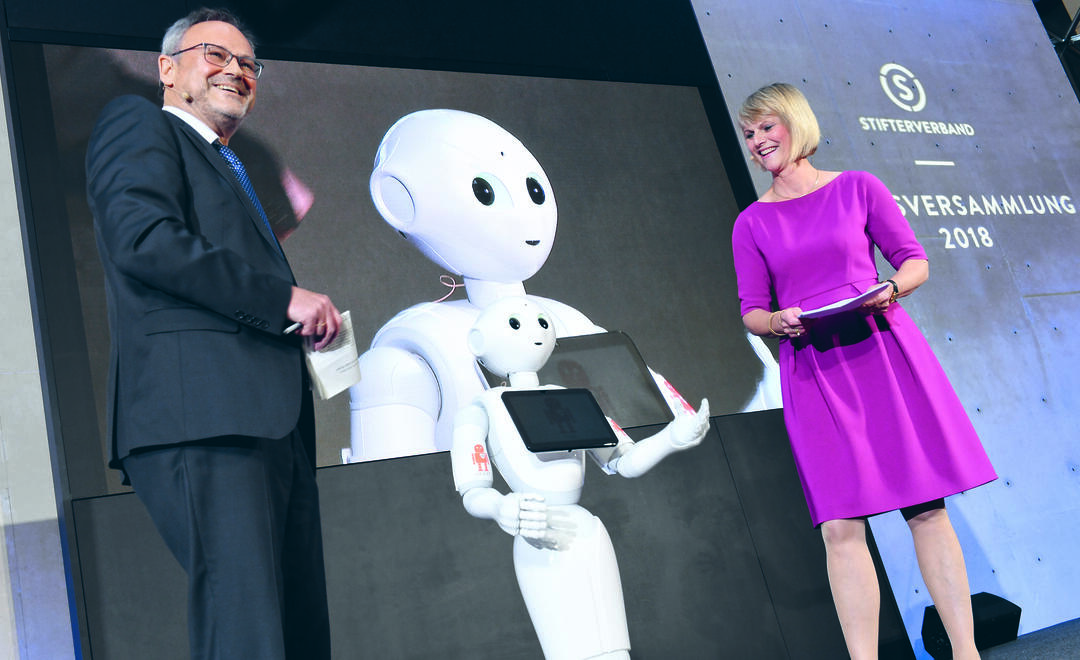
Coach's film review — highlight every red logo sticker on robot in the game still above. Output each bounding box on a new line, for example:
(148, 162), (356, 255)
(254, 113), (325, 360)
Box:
(472, 444), (490, 472)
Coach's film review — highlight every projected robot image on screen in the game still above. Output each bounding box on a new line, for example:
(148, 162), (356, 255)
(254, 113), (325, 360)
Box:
(344, 109), (706, 463)
(450, 297), (710, 659)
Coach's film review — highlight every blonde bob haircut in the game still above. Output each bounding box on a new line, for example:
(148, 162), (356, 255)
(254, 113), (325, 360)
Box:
(738, 82), (821, 169)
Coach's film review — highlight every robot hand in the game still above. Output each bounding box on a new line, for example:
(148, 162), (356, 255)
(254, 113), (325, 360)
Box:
(610, 398), (710, 478)
(494, 492), (578, 551)
(524, 506), (577, 551)
(468, 490), (573, 550)
(667, 398), (710, 449)
(495, 492), (548, 539)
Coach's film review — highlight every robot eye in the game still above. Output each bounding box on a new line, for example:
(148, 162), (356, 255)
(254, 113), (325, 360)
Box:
(538, 316), (549, 329)
(508, 317), (521, 330)
(526, 177), (546, 205)
(472, 177), (495, 206)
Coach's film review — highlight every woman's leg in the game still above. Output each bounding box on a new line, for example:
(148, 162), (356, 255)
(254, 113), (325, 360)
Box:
(907, 507), (980, 660)
(821, 517), (880, 660)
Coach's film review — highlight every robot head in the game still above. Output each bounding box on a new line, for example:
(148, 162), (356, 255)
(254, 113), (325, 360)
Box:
(468, 297), (556, 378)
(369, 109), (557, 283)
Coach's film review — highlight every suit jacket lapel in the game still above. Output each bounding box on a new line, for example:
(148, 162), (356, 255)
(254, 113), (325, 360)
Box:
(166, 115), (286, 259)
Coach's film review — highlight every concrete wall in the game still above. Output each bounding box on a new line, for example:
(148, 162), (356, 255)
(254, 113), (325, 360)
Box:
(691, 0), (1080, 656)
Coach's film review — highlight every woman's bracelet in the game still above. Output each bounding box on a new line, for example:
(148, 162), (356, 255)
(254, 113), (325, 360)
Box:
(886, 278), (900, 302)
(768, 310), (784, 336)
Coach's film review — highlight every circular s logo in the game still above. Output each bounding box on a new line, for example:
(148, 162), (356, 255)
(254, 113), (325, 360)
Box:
(879, 63), (926, 112)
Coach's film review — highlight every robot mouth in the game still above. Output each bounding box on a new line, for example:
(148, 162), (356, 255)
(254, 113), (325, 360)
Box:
(525, 240), (541, 246)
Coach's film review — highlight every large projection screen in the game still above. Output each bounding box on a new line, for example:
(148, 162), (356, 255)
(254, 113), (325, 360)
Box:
(31, 43), (758, 496)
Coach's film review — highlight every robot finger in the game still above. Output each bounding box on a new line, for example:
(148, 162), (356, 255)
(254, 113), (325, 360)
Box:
(518, 510), (549, 526)
(518, 503), (548, 517)
(524, 534), (561, 551)
(697, 398), (710, 419)
(518, 521), (551, 540)
(516, 493), (548, 511)
(542, 526), (576, 551)
(545, 508), (578, 533)
(519, 510), (550, 526)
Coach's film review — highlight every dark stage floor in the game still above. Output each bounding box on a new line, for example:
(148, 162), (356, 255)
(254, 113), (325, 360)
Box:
(982, 617), (1080, 660)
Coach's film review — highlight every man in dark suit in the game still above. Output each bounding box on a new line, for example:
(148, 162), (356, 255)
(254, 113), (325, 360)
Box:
(85, 8), (339, 659)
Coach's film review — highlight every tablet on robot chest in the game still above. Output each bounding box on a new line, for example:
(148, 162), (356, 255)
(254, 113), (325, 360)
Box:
(500, 388), (619, 453)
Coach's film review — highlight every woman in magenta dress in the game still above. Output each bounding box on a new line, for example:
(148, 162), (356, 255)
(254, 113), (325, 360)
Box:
(731, 83), (996, 660)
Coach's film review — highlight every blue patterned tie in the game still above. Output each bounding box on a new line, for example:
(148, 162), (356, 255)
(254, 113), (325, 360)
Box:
(214, 141), (284, 256)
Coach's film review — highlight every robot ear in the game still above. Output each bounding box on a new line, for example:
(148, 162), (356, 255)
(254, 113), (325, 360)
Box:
(369, 173), (415, 230)
(467, 327), (486, 358)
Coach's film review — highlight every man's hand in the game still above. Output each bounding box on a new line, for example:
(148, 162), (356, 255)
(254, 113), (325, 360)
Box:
(287, 286), (342, 350)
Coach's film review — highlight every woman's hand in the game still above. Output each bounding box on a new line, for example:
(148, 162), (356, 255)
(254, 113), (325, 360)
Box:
(860, 285), (894, 314)
(744, 307), (807, 338)
(771, 307), (806, 337)
(863, 259), (928, 315)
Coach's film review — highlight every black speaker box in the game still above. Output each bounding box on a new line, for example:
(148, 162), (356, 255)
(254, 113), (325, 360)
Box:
(922, 592), (1021, 658)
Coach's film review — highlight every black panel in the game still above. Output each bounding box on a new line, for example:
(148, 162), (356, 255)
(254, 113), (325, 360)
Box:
(1, 0), (181, 51)
(712, 410), (849, 657)
(73, 453), (537, 659)
(70, 413), (914, 658)
(583, 420), (787, 658)
(714, 409), (914, 659)
(318, 456), (541, 659)
(1, 0), (716, 85)
(71, 493), (186, 659)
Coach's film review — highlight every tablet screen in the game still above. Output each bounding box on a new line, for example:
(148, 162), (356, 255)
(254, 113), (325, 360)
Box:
(501, 388), (619, 453)
(482, 331), (674, 429)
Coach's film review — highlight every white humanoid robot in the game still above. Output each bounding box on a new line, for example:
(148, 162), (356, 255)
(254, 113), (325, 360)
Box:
(450, 297), (710, 659)
(344, 109), (773, 463)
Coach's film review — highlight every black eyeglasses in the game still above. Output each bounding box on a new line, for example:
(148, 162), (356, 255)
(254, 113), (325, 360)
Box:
(170, 42), (264, 80)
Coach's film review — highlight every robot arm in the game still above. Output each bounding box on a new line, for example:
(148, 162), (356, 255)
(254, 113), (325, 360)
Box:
(451, 403), (572, 550)
(451, 403), (495, 494)
(344, 345), (440, 463)
(599, 398), (710, 478)
(649, 367), (699, 416)
(463, 490), (550, 538)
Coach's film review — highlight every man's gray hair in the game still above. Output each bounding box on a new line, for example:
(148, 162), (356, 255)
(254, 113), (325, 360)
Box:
(160, 7), (257, 55)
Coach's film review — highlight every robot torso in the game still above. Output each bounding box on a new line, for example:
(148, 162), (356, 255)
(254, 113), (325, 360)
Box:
(476, 385), (586, 506)
(370, 296), (602, 452)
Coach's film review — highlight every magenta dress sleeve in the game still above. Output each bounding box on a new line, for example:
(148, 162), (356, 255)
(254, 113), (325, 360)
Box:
(860, 173), (927, 269)
(731, 211), (773, 317)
